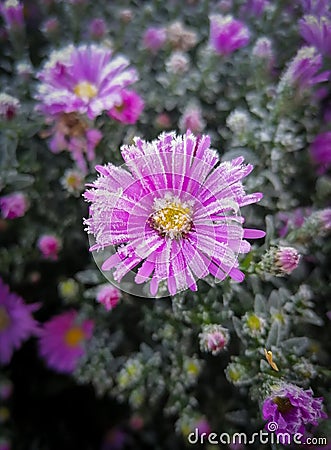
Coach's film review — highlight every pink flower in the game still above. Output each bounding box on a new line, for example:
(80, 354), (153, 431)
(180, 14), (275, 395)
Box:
(38, 310), (94, 374)
(195, 418), (211, 436)
(260, 246), (300, 276)
(143, 27), (167, 53)
(275, 247), (300, 274)
(37, 235), (61, 260)
(88, 18), (107, 40)
(0, 192), (28, 219)
(84, 131), (265, 297)
(42, 113), (102, 174)
(199, 324), (229, 355)
(155, 112), (172, 129)
(179, 103), (205, 134)
(36, 44), (138, 120)
(209, 14), (250, 55)
(108, 90), (144, 125)
(96, 285), (121, 311)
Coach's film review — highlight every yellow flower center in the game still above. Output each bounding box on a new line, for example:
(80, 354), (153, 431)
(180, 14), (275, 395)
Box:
(0, 306), (10, 332)
(73, 81), (98, 99)
(64, 326), (85, 347)
(150, 195), (193, 239)
(247, 314), (261, 331)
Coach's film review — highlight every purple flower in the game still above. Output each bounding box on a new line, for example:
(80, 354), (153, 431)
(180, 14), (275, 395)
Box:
(300, 15), (331, 57)
(299, 0), (329, 16)
(277, 207), (312, 237)
(37, 235), (61, 260)
(0, 192), (28, 219)
(279, 46), (330, 92)
(88, 18), (107, 40)
(262, 383), (327, 435)
(38, 310), (94, 374)
(142, 27), (167, 53)
(310, 131), (331, 173)
(240, 0), (269, 17)
(0, 278), (39, 365)
(84, 131), (265, 296)
(209, 14), (250, 56)
(0, 0), (24, 30)
(36, 44), (138, 120)
(108, 90), (144, 124)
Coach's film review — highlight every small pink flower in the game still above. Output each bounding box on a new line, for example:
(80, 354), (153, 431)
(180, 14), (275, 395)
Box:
(88, 18), (107, 40)
(41, 17), (59, 36)
(167, 21), (198, 51)
(129, 415), (144, 430)
(43, 113), (102, 174)
(37, 235), (61, 261)
(209, 14), (250, 55)
(165, 51), (190, 75)
(199, 324), (230, 355)
(108, 90), (144, 124)
(155, 112), (172, 129)
(275, 246), (300, 274)
(0, 93), (20, 120)
(96, 285), (121, 311)
(143, 27), (167, 53)
(195, 418), (211, 436)
(179, 103), (205, 134)
(0, 192), (28, 219)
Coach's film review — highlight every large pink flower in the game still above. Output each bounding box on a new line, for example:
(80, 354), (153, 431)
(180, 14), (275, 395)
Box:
(36, 44), (138, 120)
(84, 131), (265, 296)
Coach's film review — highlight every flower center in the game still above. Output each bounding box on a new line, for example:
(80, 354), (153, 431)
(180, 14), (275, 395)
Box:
(149, 195), (193, 239)
(64, 326), (85, 347)
(273, 396), (294, 414)
(247, 314), (261, 330)
(73, 81), (98, 100)
(114, 102), (125, 113)
(0, 306), (10, 332)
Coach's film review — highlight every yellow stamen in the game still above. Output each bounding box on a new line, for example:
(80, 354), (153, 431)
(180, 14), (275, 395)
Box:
(150, 196), (193, 239)
(73, 81), (97, 100)
(0, 306), (10, 332)
(65, 326), (85, 347)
